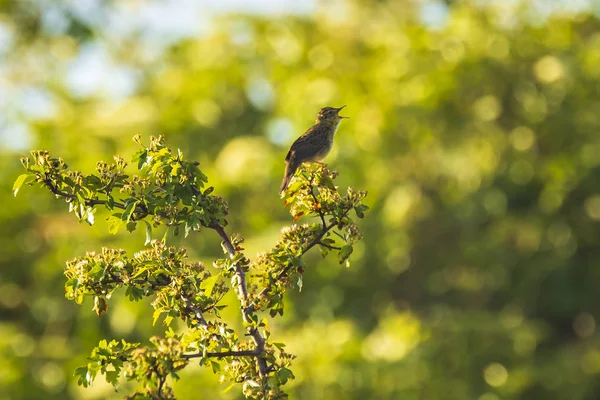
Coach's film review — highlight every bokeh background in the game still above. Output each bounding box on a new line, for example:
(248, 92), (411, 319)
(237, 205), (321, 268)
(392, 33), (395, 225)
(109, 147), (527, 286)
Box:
(2, 0), (600, 399)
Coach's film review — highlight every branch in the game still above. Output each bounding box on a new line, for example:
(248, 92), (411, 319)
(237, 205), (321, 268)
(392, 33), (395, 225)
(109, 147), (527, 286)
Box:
(42, 173), (267, 372)
(308, 175), (327, 229)
(181, 293), (209, 327)
(42, 178), (147, 217)
(157, 375), (165, 398)
(317, 241), (341, 250)
(248, 202), (354, 311)
(182, 349), (261, 359)
(212, 223), (249, 302)
(39, 164), (274, 379)
(209, 222), (269, 377)
(43, 178), (114, 207)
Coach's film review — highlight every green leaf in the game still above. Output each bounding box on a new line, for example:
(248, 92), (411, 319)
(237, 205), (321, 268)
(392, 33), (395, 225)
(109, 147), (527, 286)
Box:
(283, 195), (296, 208)
(88, 264), (105, 280)
(311, 185), (320, 198)
(131, 267), (148, 279)
(272, 342), (286, 350)
(196, 169), (208, 184)
(200, 274), (220, 296)
(338, 245), (354, 264)
(354, 204), (369, 218)
(72, 278), (81, 296)
(152, 308), (164, 326)
(125, 286), (144, 301)
(143, 221), (152, 245)
(108, 216), (122, 235)
(83, 175), (102, 190)
(121, 201), (138, 222)
(321, 237), (336, 245)
(132, 149), (148, 169)
(286, 180), (304, 194)
(210, 360), (220, 373)
(277, 367), (295, 384)
(126, 221), (137, 233)
(152, 268), (172, 277)
(74, 366), (90, 387)
(13, 174), (30, 197)
(105, 370), (119, 387)
(171, 162), (181, 176)
(106, 195), (115, 210)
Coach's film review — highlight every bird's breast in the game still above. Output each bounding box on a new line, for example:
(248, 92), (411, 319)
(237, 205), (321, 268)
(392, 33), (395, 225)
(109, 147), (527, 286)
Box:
(312, 139), (333, 161)
(311, 121), (339, 161)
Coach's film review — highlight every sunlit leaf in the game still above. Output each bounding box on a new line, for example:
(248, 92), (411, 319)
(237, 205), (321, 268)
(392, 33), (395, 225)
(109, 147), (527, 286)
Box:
(12, 173), (30, 196)
(200, 274), (220, 296)
(143, 221), (152, 245)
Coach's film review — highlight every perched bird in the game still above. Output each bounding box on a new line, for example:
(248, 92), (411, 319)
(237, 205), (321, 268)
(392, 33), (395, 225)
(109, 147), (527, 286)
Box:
(279, 105), (348, 194)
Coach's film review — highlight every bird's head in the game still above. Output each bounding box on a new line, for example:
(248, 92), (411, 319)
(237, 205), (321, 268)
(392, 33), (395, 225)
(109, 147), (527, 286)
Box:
(317, 105), (348, 123)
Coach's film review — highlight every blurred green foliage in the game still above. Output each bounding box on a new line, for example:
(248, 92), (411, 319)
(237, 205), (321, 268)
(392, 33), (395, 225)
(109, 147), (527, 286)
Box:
(2, 0), (600, 399)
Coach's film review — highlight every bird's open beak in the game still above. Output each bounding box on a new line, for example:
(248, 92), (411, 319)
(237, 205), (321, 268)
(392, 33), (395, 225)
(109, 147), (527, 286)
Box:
(336, 105), (349, 119)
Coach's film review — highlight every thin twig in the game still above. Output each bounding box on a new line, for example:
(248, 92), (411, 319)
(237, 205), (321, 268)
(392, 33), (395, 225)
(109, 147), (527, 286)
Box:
(308, 174), (327, 230)
(157, 376), (165, 398)
(181, 293), (209, 327)
(317, 241), (341, 250)
(42, 178), (140, 215)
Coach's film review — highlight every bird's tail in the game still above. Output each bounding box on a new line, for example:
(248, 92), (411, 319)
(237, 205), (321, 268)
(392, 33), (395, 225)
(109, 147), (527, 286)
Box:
(279, 161), (298, 194)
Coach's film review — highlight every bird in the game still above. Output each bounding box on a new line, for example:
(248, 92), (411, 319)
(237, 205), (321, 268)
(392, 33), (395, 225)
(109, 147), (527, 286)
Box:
(279, 105), (348, 194)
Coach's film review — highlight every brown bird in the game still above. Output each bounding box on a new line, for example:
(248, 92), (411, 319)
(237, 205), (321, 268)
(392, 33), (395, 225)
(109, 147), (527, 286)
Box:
(279, 105), (348, 194)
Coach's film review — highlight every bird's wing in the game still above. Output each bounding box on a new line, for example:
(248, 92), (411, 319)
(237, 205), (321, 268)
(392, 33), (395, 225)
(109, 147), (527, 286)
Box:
(286, 125), (322, 162)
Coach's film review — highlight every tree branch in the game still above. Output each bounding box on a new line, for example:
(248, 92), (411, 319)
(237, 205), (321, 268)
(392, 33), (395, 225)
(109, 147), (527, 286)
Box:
(157, 375), (166, 398)
(182, 349), (261, 359)
(41, 169), (270, 377)
(42, 175), (265, 359)
(248, 201), (354, 312)
(248, 219), (337, 311)
(42, 178), (143, 215)
(180, 293), (209, 327)
(209, 222), (269, 377)
(211, 223), (249, 302)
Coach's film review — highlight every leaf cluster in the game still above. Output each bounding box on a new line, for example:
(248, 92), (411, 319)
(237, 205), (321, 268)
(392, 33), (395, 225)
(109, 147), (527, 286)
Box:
(251, 165), (368, 317)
